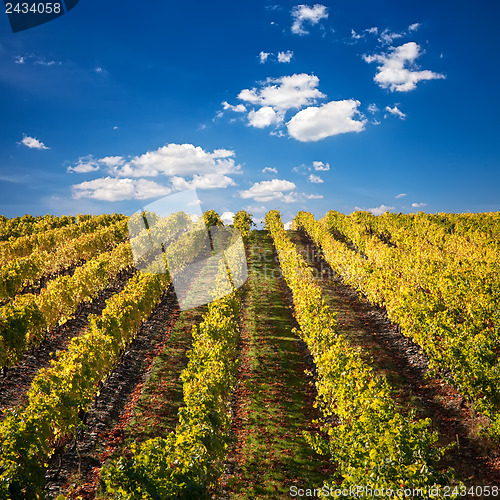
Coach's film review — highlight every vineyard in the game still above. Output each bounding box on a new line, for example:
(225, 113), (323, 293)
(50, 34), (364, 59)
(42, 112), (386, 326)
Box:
(0, 209), (500, 499)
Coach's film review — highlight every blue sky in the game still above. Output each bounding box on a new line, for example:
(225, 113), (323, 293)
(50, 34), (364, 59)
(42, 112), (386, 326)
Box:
(1, 0), (499, 225)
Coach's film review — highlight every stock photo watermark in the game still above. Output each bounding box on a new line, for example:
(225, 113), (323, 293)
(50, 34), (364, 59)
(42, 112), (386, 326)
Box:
(128, 189), (248, 311)
(3, 0), (79, 33)
(290, 484), (499, 498)
(251, 246), (336, 282)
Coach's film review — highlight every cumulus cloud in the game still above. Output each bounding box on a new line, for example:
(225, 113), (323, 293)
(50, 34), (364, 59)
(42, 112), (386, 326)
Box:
(287, 99), (366, 142)
(221, 211), (235, 225)
(284, 221), (293, 230)
(99, 143), (240, 178)
(291, 4), (328, 35)
(238, 73), (325, 112)
(170, 173), (237, 190)
(263, 167), (278, 174)
(363, 42), (445, 92)
(366, 27), (378, 35)
(277, 50), (294, 63)
(239, 179), (296, 202)
(367, 204), (395, 215)
(385, 105), (406, 119)
(412, 202), (427, 208)
(395, 193), (407, 198)
(20, 135), (49, 150)
(367, 103), (379, 114)
(72, 177), (171, 201)
(312, 161), (330, 171)
(308, 174), (323, 183)
(248, 106), (281, 128)
(68, 143), (242, 202)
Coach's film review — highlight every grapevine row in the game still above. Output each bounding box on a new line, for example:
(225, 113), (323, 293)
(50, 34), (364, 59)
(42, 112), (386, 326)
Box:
(0, 214), (76, 242)
(0, 219), (129, 302)
(0, 242), (134, 369)
(266, 210), (456, 495)
(101, 238), (243, 498)
(0, 271), (170, 498)
(305, 211), (500, 436)
(0, 213), (125, 266)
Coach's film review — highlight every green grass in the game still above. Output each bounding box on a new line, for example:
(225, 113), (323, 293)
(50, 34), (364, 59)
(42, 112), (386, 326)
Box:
(222, 230), (331, 499)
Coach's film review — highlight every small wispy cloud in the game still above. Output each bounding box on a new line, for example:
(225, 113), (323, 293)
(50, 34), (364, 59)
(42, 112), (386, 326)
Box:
(385, 105), (406, 119)
(14, 54), (60, 66)
(395, 193), (407, 199)
(412, 202), (427, 208)
(67, 156), (100, 173)
(263, 166), (278, 174)
(367, 204), (395, 215)
(308, 174), (323, 183)
(312, 161), (330, 171)
(20, 135), (50, 150)
(222, 101), (247, 113)
(277, 50), (294, 63)
(291, 4), (328, 35)
(259, 51), (271, 64)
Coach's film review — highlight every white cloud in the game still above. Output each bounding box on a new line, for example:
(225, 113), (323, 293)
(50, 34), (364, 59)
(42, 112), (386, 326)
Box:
(412, 202), (427, 208)
(287, 99), (366, 142)
(222, 101), (247, 113)
(14, 54), (60, 66)
(408, 23), (421, 31)
(239, 179), (296, 202)
(312, 161), (330, 171)
(291, 4), (328, 35)
(248, 106), (281, 128)
(99, 156), (125, 167)
(308, 174), (323, 183)
(277, 50), (294, 63)
(263, 167), (278, 174)
(395, 193), (407, 198)
(67, 156), (100, 173)
(378, 28), (404, 45)
(20, 135), (49, 150)
(170, 173), (237, 190)
(221, 211), (235, 225)
(259, 51), (272, 63)
(238, 73), (325, 112)
(284, 221), (293, 230)
(363, 42), (445, 92)
(95, 67), (103, 73)
(367, 103), (379, 114)
(351, 29), (363, 40)
(366, 27), (378, 35)
(104, 143), (240, 178)
(367, 204), (395, 215)
(385, 105), (406, 119)
(35, 59), (57, 66)
(72, 177), (171, 201)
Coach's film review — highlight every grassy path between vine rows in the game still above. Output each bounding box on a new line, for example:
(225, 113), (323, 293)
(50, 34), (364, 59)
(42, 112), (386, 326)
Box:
(218, 230), (332, 499)
(288, 229), (500, 488)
